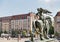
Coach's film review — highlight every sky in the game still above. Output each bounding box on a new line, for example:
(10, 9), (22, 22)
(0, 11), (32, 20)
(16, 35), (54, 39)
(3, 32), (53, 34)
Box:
(0, 0), (60, 17)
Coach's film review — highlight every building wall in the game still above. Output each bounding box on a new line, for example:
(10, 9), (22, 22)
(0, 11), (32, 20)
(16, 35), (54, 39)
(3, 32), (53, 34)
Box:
(0, 22), (2, 31)
(2, 22), (10, 32)
(54, 16), (60, 33)
(0, 12), (35, 32)
(11, 19), (29, 30)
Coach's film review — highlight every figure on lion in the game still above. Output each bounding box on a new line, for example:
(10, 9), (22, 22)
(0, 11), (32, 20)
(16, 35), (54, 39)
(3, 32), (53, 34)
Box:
(33, 15), (50, 40)
(32, 8), (52, 40)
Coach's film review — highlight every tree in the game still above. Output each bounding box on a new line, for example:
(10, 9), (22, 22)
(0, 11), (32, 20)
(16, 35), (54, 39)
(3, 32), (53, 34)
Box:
(21, 29), (27, 37)
(4, 31), (8, 34)
(11, 29), (16, 37)
(11, 29), (15, 37)
(0, 31), (3, 36)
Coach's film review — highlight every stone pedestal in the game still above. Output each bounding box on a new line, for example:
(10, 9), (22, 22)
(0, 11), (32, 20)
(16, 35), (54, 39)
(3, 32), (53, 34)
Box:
(25, 38), (59, 42)
(33, 38), (59, 42)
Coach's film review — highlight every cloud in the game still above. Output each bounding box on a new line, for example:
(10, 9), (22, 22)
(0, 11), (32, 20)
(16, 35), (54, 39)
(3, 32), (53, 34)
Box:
(45, 0), (51, 3)
(37, 0), (60, 17)
(37, 0), (60, 8)
(38, 0), (50, 3)
(38, 0), (57, 4)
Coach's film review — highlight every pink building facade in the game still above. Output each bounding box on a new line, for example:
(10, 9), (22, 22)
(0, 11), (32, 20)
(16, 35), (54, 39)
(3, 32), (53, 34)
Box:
(0, 12), (35, 32)
(54, 12), (60, 34)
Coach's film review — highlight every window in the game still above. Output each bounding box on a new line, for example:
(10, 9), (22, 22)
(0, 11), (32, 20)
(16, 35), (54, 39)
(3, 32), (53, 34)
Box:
(24, 16), (27, 19)
(57, 17), (60, 22)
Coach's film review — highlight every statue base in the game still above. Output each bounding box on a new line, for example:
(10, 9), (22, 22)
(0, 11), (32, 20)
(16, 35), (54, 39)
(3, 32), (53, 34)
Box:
(25, 38), (59, 42)
(34, 38), (59, 42)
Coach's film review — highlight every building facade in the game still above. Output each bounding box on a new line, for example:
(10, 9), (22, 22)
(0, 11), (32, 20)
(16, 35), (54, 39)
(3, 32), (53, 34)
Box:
(0, 12), (35, 32)
(54, 12), (60, 34)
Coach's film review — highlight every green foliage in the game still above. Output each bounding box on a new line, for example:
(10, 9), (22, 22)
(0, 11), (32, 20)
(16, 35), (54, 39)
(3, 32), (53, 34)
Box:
(4, 31), (8, 34)
(11, 29), (15, 37)
(11, 29), (27, 37)
(11, 29), (20, 37)
(22, 30), (27, 37)
(0, 31), (3, 36)
(46, 16), (54, 35)
(49, 26), (54, 35)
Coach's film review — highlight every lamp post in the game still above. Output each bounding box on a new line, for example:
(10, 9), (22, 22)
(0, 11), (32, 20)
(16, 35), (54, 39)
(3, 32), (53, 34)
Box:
(30, 17), (34, 42)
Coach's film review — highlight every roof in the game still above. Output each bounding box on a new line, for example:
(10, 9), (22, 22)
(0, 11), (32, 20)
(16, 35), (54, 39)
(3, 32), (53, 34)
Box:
(0, 12), (35, 21)
(55, 11), (60, 16)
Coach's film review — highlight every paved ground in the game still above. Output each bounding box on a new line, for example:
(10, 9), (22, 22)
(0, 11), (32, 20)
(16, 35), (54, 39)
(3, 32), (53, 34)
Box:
(0, 38), (30, 42)
(0, 37), (59, 42)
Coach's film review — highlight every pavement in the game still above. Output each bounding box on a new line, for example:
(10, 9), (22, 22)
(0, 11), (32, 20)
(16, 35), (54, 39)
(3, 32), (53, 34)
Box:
(0, 37), (30, 42)
(0, 37), (59, 42)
